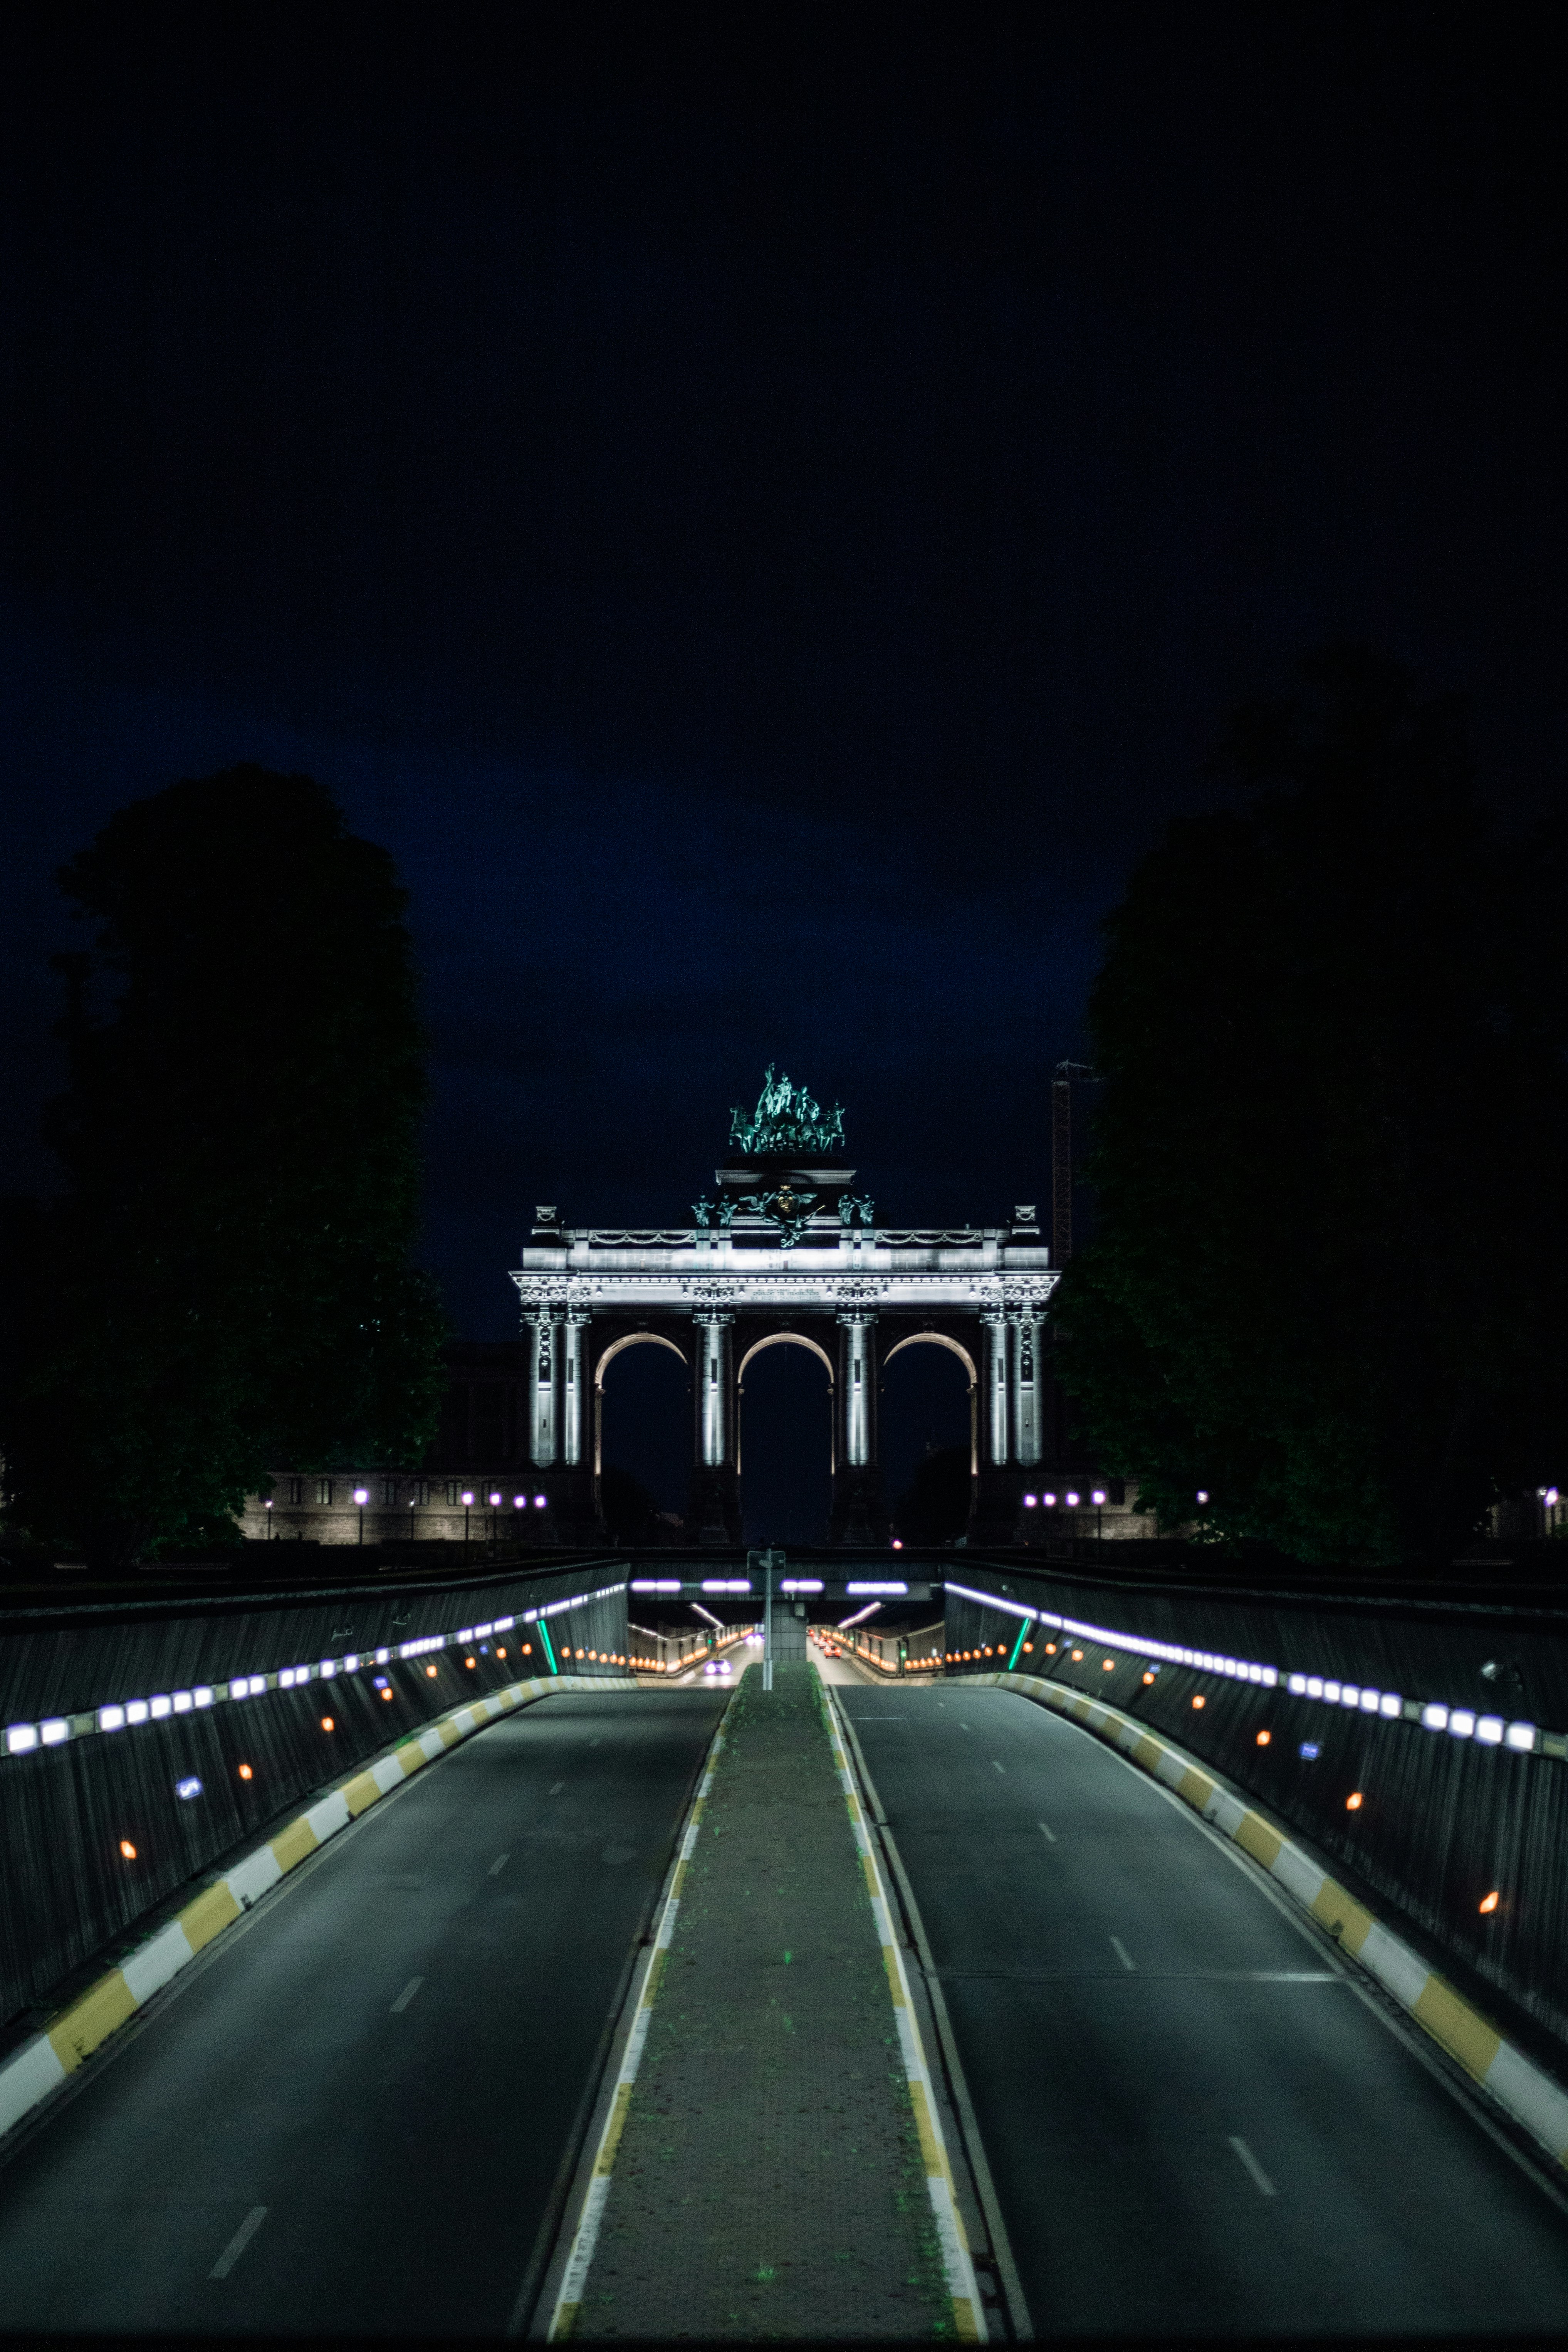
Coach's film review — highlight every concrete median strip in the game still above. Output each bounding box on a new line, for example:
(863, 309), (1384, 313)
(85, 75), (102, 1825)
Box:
(970, 1667), (1568, 2173)
(0, 1672), (636, 2145)
(823, 1705), (985, 2342)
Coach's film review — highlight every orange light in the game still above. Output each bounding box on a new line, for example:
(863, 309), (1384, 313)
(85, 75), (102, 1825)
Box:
(522, 1642), (532, 1655)
(1102, 1659), (1115, 1672)
(238, 1763), (253, 1780)
(1071, 1649), (1084, 1662)
(1142, 1671), (1156, 1686)
(1192, 1695), (1206, 1709)
(1346, 1792), (1363, 1811)
(1256, 1729), (1271, 1746)
(426, 1664), (438, 1677)
(380, 1687), (394, 1701)
(465, 1656), (477, 1669)
(1479, 1890), (1500, 1914)
(497, 1646), (507, 1658)
(1045, 1642), (1057, 1654)
(320, 1715), (335, 1732)
(1022, 1641), (1033, 1653)
(119, 1839), (137, 1860)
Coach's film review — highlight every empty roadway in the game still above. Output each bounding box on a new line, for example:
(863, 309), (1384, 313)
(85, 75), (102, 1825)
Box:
(839, 1679), (1568, 2339)
(0, 1685), (724, 2338)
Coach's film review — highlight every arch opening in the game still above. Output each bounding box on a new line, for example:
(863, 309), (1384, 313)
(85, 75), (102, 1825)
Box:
(595, 1334), (690, 1542)
(882, 1334), (975, 1546)
(738, 1335), (833, 1549)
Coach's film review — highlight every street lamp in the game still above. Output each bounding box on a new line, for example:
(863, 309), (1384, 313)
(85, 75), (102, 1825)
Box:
(462, 1489), (474, 1551)
(1092, 1487), (1106, 1546)
(353, 1486), (369, 1543)
(264, 1498), (273, 1543)
(488, 1489), (501, 1544)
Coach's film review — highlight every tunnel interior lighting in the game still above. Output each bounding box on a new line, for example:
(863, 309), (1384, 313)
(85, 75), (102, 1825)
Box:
(119, 1840), (137, 1860)
(238, 1763), (253, 1779)
(1450, 1710), (1477, 1739)
(1346, 1792), (1364, 1810)
(320, 1716), (335, 1732)
(175, 1776), (203, 1801)
(1506, 1722), (1537, 1752)
(1192, 1695), (1205, 1709)
(1299, 1742), (1320, 1761)
(1476, 1716), (1505, 1745)
(7, 1724), (39, 1752)
(41, 1719), (68, 1745)
(782, 1578), (823, 1593)
(848, 1581), (907, 1596)
(1256, 1730), (1271, 1746)
(1480, 1891), (1501, 1913)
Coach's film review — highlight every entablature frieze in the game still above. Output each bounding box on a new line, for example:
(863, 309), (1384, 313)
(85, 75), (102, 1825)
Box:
(512, 1268), (1059, 1315)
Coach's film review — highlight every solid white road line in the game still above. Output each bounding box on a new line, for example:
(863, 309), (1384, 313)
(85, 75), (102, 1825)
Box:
(391, 1976), (424, 2013)
(208, 2206), (269, 2279)
(1110, 1936), (1137, 1973)
(1229, 2136), (1277, 2198)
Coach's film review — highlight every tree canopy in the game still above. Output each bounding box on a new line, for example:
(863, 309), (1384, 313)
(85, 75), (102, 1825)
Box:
(1051, 649), (1568, 1568)
(0, 766), (449, 1562)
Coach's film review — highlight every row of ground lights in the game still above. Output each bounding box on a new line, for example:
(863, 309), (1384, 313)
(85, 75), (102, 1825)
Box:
(949, 1627), (1514, 1921)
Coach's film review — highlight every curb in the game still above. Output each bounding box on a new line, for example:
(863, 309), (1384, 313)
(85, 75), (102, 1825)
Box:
(543, 1701), (733, 2339)
(0, 1672), (637, 2146)
(972, 1668), (1568, 2171)
(824, 1686), (985, 2343)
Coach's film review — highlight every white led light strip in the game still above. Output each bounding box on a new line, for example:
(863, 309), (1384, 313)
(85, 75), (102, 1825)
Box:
(1, 1580), (628, 1761)
(944, 1580), (1541, 1757)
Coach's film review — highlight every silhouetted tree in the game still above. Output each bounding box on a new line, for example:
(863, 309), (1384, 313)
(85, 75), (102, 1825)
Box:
(0, 766), (448, 1562)
(1051, 649), (1568, 1567)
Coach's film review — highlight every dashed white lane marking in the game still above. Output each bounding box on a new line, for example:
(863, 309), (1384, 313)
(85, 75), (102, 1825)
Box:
(391, 1976), (425, 2013)
(959, 1722), (972, 1731)
(489, 1852), (510, 1875)
(549, 1782), (566, 1795)
(1229, 2136), (1277, 2198)
(992, 1759), (1006, 1775)
(589, 1737), (604, 1747)
(208, 2206), (268, 2279)
(1110, 1936), (1136, 1973)
(1038, 1820), (1058, 1843)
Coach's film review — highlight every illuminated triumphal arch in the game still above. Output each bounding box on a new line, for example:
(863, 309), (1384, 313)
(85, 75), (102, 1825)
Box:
(512, 1072), (1059, 1546)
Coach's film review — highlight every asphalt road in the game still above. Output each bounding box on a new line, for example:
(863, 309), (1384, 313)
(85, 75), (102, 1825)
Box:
(838, 1679), (1568, 2339)
(0, 1686), (725, 2339)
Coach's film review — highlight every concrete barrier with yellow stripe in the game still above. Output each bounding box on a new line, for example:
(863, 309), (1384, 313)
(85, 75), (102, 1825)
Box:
(970, 1668), (1568, 2169)
(0, 1672), (636, 2144)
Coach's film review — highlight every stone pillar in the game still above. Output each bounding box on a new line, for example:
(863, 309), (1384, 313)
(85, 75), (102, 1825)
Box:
(694, 1313), (734, 1469)
(831, 1312), (885, 1544)
(982, 1311), (1009, 1466)
(562, 1312), (589, 1468)
(1010, 1310), (1044, 1468)
(526, 1310), (561, 1469)
(837, 1312), (877, 1471)
(690, 1312), (739, 1545)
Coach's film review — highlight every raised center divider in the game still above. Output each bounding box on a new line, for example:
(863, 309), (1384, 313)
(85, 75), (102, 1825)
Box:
(548, 1659), (975, 2341)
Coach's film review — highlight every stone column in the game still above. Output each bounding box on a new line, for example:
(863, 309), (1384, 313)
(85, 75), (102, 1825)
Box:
(830, 1311), (885, 1544)
(836, 1312), (877, 1471)
(982, 1310), (1010, 1466)
(689, 1312), (738, 1546)
(1010, 1310), (1044, 1468)
(526, 1310), (561, 1469)
(693, 1313), (735, 1469)
(562, 1311), (589, 1468)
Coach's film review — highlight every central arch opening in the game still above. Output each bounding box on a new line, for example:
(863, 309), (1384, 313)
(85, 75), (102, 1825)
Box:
(596, 1335), (689, 1544)
(739, 1335), (833, 1548)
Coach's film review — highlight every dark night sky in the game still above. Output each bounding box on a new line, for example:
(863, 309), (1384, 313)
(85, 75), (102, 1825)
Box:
(3, 3), (1565, 1355)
